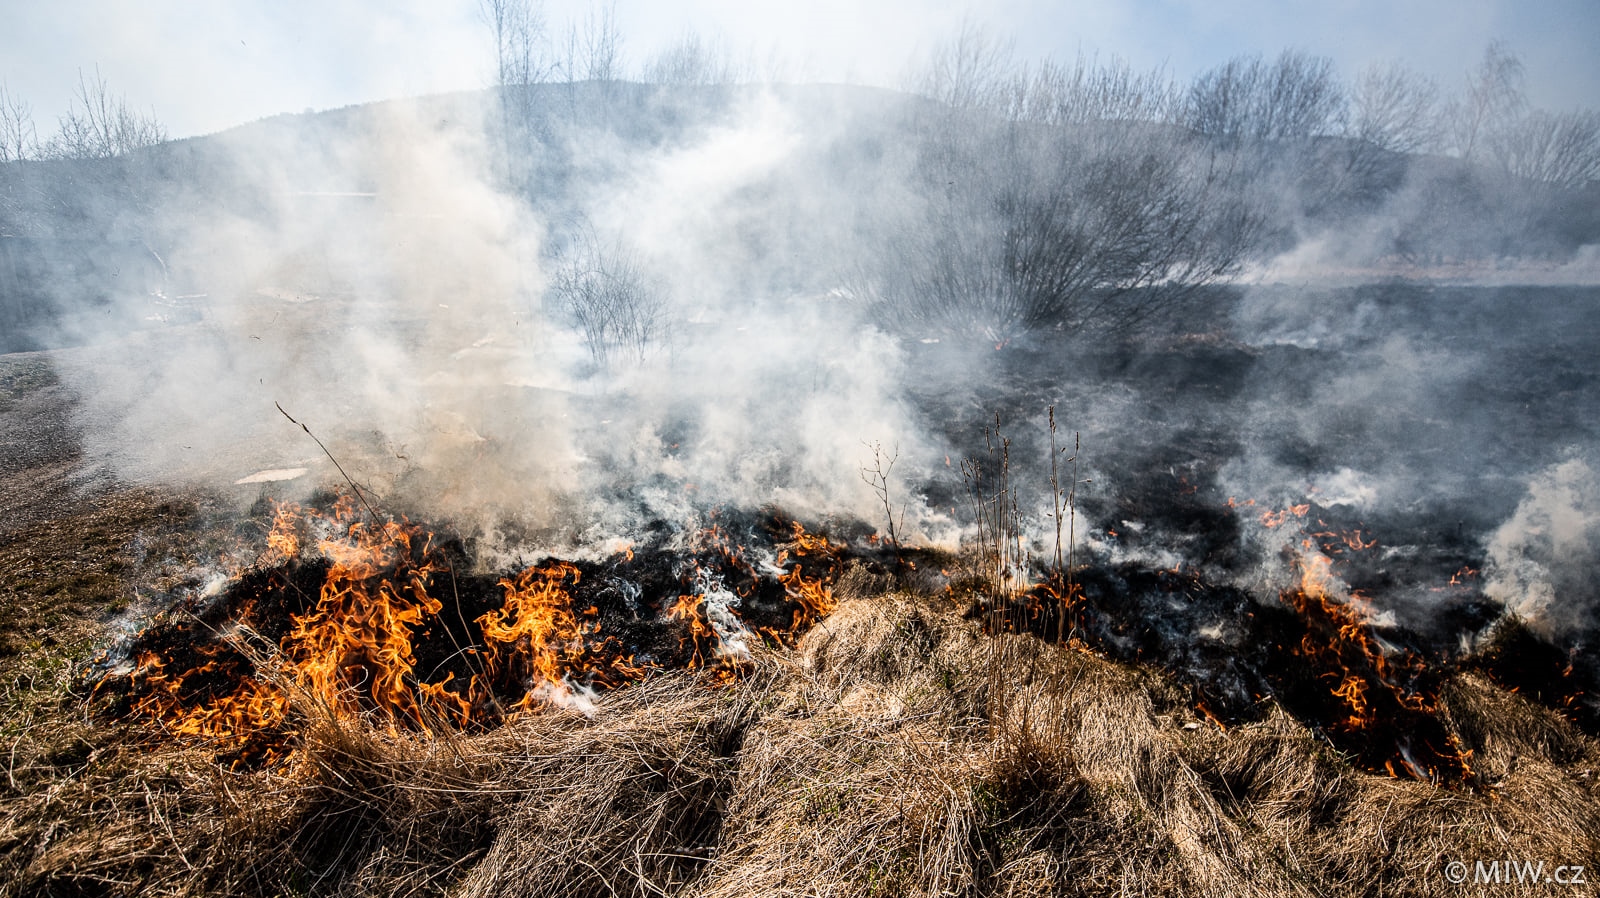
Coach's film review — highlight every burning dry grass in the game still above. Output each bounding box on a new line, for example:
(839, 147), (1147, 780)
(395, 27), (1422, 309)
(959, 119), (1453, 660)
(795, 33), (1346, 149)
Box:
(9, 581), (1600, 897)
(2, 484), (1598, 896)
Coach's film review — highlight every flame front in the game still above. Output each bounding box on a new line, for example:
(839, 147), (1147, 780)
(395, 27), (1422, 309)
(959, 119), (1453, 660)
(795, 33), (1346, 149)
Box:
(282, 511), (442, 729)
(110, 501), (845, 764)
(1281, 552), (1471, 782)
(476, 561), (643, 711)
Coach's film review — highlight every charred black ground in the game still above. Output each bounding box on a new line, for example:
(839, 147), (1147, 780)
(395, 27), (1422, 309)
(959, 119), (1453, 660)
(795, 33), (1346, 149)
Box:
(83, 497), (866, 765)
(974, 566), (1490, 781)
(82, 496), (1591, 784)
(908, 282), (1600, 780)
(71, 283), (1600, 782)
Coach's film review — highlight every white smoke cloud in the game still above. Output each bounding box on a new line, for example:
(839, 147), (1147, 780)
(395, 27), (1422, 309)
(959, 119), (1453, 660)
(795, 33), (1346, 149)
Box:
(56, 86), (949, 552)
(1485, 455), (1600, 639)
(58, 94), (573, 520)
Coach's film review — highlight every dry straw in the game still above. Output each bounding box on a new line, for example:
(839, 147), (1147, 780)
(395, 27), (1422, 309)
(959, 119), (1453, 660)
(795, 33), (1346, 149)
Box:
(6, 583), (1599, 897)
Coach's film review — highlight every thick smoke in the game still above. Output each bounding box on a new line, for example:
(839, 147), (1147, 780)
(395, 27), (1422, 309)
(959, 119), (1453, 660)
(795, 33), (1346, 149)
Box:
(4, 35), (1594, 620)
(48, 86), (947, 553)
(58, 98), (564, 515)
(1206, 281), (1600, 624)
(1485, 455), (1600, 639)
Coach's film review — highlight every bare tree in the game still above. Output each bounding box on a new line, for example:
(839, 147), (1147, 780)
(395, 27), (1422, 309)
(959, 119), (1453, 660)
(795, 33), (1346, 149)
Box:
(42, 68), (166, 160)
(1437, 42), (1600, 189)
(1183, 55), (1256, 144)
(1262, 51), (1345, 140)
(551, 1), (625, 117)
(1320, 60), (1445, 203)
(1488, 109), (1600, 190)
(481, 0), (551, 90)
(549, 223), (664, 369)
(1000, 54), (1178, 126)
(1446, 41), (1526, 161)
(915, 22), (1014, 112)
(480, 0), (555, 159)
(1178, 50), (1347, 225)
(1347, 61), (1442, 155)
(0, 83), (37, 162)
(1182, 50), (1343, 144)
(574, 1), (623, 84)
(644, 31), (741, 86)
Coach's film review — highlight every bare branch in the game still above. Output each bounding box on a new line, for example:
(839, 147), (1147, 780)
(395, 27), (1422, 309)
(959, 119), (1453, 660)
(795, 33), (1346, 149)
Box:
(1488, 109), (1600, 190)
(42, 67), (166, 160)
(549, 220), (665, 369)
(859, 440), (902, 565)
(0, 82), (38, 162)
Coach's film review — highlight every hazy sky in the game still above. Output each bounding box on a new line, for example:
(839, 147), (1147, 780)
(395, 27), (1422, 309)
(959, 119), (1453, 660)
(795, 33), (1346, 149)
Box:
(2, 0), (1596, 139)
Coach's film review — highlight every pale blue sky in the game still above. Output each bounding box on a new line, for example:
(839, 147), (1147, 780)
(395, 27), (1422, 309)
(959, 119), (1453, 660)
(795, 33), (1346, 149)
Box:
(1, 0), (1595, 138)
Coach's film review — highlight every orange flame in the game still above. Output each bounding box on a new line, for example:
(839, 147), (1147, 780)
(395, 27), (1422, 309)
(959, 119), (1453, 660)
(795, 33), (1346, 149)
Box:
(112, 502), (845, 762)
(477, 561), (644, 711)
(1280, 552), (1471, 781)
(776, 521), (839, 631)
(1259, 504), (1310, 528)
(283, 515), (443, 729)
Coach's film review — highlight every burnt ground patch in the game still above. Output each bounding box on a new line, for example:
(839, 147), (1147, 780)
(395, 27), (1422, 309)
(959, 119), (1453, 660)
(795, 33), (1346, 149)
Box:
(81, 496), (862, 765)
(975, 561), (1488, 782)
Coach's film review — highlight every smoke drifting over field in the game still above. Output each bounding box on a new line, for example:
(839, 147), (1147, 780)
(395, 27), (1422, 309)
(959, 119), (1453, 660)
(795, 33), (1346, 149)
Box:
(5, 33), (1600, 734)
(16, 19), (1600, 898)
(37, 88), (945, 551)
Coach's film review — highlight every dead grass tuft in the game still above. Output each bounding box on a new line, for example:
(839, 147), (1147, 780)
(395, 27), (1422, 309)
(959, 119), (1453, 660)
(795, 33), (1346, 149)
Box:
(5, 568), (1600, 895)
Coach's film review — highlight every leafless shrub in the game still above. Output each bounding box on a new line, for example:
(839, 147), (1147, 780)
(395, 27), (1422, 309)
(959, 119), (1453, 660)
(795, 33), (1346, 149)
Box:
(0, 83), (37, 163)
(1488, 109), (1600, 191)
(859, 439), (903, 565)
(920, 27), (1179, 124)
(1002, 53), (1179, 126)
(549, 224), (664, 369)
(1347, 61), (1443, 156)
(879, 30), (1258, 342)
(1182, 50), (1345, 144)
(916, 23), (1011, 111)
(867, 115), (1254, 341)
(644, 31), (742, 86)
(1258, 51), (1346, 140)
(42, 68), (166, 160)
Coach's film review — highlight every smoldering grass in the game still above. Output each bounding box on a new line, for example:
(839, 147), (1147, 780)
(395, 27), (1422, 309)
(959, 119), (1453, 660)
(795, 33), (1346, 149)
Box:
(7, 577), (1600, 897)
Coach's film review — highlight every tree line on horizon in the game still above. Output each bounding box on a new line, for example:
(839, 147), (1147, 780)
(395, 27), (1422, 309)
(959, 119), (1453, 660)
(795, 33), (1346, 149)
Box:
(467, 7), (1600, 344)
(2, 6), (1598, 355)
(4, 6), (1593, 190)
